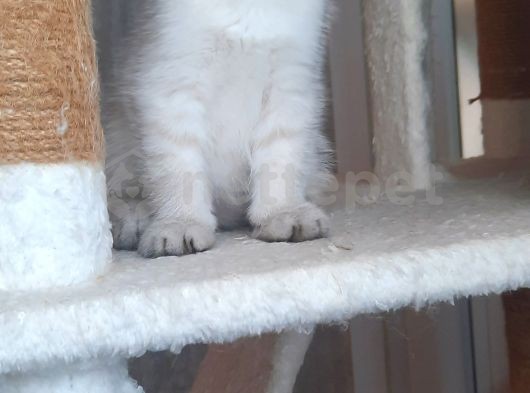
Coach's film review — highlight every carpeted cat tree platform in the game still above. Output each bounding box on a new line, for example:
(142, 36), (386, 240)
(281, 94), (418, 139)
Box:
(1, 1), (530, 392)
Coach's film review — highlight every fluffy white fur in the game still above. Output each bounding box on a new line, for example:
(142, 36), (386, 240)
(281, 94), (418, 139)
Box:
(104, 0), (334, 258)
(0, 163), (112, 290)
(2, 178), (530, 374)
(1, 359), (142, 393)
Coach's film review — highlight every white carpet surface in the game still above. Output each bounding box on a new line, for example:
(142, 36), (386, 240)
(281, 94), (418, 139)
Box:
(1, 359), (142, 393)
(2, 178), (530, 373)
(0, 163), (112, 291)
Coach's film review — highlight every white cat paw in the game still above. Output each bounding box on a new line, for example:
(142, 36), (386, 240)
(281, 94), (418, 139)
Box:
(112, 216), (145, 251)
(138, 220), (216, 258)
(253, 203), (330, 243)
(110, 201), (151, 251)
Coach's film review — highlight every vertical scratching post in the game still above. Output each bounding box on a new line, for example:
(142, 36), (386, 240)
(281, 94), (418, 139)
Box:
(363, 0), (433, 189)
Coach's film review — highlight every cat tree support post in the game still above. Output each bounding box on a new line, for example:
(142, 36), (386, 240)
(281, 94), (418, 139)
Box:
(0, 1), (141, 392)
(363, 0), (433, 189)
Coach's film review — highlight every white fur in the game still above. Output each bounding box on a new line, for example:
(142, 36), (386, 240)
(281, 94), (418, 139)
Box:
(1, 359), (142, 393)
(104, 0), (333, 257)
(0, 163), (112, 290)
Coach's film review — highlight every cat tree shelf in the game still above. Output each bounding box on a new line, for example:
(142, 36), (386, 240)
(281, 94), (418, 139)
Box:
(3, 177), (530, 374)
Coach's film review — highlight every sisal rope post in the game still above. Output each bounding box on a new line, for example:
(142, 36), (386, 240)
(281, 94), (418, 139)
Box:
(0, 2), (140, 392)
(0, 0), (103, 164)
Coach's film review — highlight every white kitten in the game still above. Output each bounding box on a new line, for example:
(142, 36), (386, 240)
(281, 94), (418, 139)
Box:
(104, 0), (334, 258)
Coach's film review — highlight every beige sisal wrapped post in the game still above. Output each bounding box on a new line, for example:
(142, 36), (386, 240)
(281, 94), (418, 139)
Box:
(0, 1), (141, 391)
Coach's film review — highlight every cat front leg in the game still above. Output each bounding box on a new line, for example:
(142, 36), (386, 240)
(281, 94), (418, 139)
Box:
(248, 49), (330, 242)
(249, 101), (330, 242)
(137, 101), (217, 258)
(249, 134), (330, 243)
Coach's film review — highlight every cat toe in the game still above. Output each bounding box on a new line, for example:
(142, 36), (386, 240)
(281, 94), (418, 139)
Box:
(110, 201), (151, 251)
(112, 219), (140, 251)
